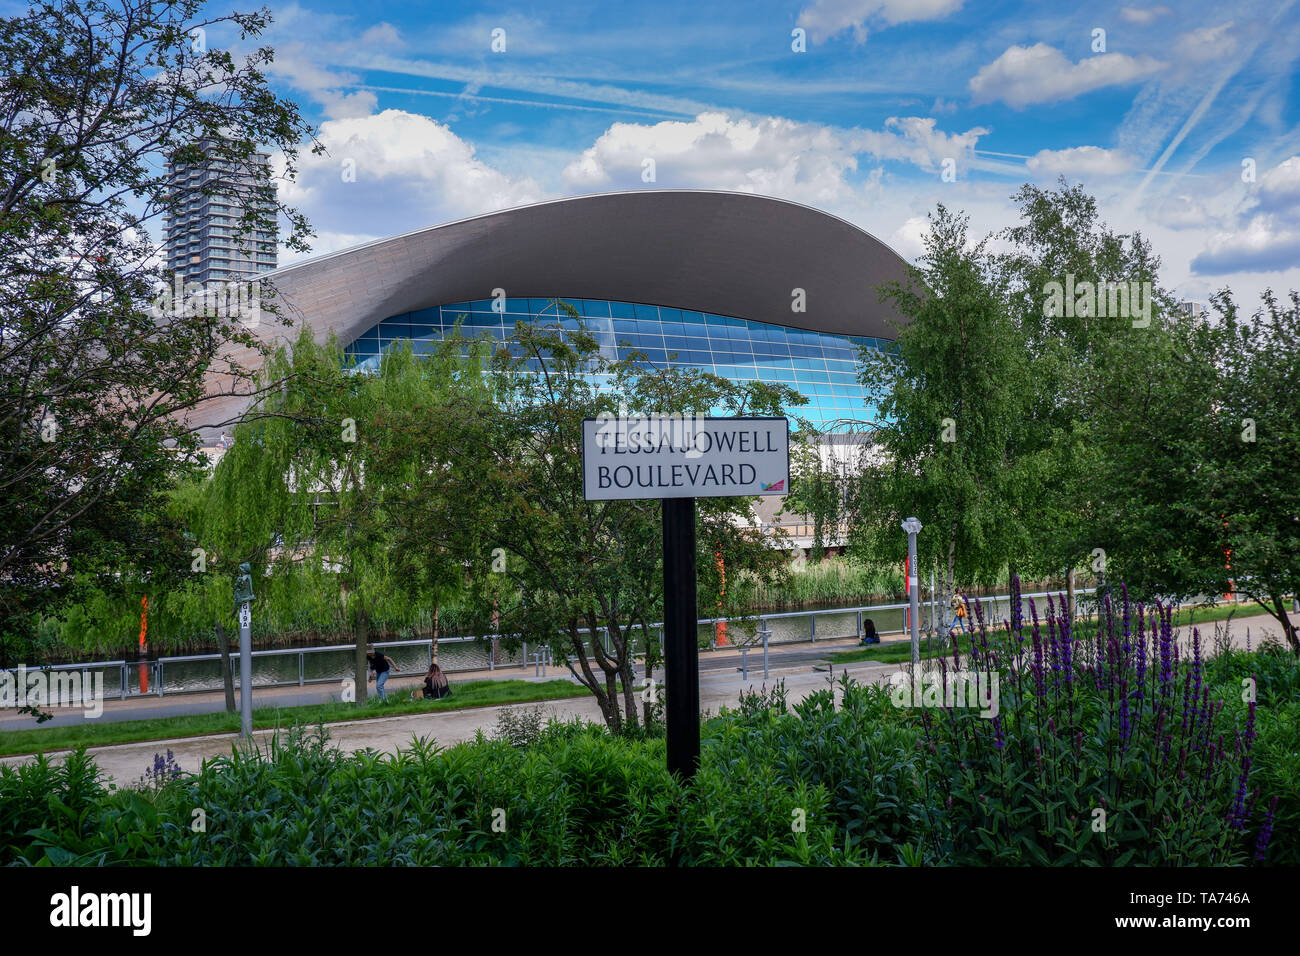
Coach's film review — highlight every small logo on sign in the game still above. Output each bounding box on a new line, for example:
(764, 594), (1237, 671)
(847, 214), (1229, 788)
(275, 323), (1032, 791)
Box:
(761, 479), (785, 492)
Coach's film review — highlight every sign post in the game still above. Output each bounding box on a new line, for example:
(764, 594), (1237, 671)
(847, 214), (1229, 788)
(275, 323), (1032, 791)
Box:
(583, 415), (789, 780)
(233, 563), (256, 740)
(662, 497), (699, 778)
(901, 518), (922, 667)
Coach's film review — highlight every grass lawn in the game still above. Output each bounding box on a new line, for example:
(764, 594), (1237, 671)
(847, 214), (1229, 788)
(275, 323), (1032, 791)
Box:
(830, 639), (949, 665)
(0, 678), (588, 758)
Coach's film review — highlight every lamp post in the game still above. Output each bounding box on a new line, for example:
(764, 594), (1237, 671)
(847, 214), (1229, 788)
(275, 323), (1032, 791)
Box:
(233, 563), (256, 739)
(901, 518), (922, 667)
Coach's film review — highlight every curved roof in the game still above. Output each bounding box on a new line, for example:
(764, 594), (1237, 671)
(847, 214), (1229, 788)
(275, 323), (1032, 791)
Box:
(197, 190), (912, 439)
(268, 189), (913, 344)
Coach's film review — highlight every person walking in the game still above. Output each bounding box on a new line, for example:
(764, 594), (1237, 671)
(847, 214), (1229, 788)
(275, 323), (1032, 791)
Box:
(947, 594), (970, 636)
(422, 661), (451, 700)
(366, 645), (398, 702)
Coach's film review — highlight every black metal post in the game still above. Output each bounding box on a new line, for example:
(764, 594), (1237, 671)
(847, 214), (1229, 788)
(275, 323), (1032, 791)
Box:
(663, 496), (699, 779)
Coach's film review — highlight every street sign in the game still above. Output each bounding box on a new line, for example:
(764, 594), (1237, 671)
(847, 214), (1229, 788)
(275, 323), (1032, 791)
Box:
(581, 415), (790, 780)
(581, 415), (789, 501)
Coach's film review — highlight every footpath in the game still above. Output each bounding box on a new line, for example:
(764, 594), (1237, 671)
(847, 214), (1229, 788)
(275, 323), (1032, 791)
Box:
(0, 612), (1287, 787)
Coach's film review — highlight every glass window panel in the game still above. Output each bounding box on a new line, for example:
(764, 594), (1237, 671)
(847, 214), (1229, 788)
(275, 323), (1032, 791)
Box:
(633, 303), (659, 321)
(610, 301), (636, 319)
(581, 299), (611, 318)
(680, 310), (706, 326)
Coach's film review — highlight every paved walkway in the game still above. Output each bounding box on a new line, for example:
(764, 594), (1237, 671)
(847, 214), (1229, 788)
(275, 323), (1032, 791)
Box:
(1, 612), (1288, 787)
(0, 633), (871, 729)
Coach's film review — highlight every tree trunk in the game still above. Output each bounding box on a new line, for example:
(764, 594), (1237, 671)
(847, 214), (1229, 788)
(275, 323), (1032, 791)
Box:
(431, 604), (439, 664)
(354, 608), (369, 704)
(1066, 568), (1076, 622)
(214, 620), (237, 714)
(1269, 592), (1300, 656)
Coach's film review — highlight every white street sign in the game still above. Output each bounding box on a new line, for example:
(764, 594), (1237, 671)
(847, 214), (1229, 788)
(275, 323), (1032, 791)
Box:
(582, 416), (789, 501)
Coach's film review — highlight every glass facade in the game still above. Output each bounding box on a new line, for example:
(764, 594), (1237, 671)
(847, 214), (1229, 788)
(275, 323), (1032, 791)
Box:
(343, 298), (888, 430)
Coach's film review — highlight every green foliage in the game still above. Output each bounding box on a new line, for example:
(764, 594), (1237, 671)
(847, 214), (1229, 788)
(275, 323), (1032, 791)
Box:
(0, 0), (316, 663)
(851, 204), (1037, 605)
(366, 309), (804, 733)
(3, 633), (1294, 866)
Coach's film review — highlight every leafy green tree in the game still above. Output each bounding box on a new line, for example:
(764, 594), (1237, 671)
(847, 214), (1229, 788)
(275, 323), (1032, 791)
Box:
(992, 180), (1177, 584)
(849, 205), (1034, 611)
(1088, 290), (1300, 653)
(201, 331), (460, 703)
(0, 0), (316, 662)
(373, 312), (799, 733)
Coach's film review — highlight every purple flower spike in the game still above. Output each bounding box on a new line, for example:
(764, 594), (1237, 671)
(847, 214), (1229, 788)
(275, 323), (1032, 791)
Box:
(1255, 797), (1279, 862)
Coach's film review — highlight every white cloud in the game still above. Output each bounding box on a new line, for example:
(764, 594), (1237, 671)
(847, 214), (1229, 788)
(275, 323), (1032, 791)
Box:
(276, 110), (545, 250)
(1120, 5), (1172, 25)
(1173, 23), (1238, 64)
(858, 116), (988, 172)
(1026, 146), (1136, 177)
(1257, 155), (1300, 212)
(359, 22), (402, 46)
(562, 112), (866, 205)
(969, 43), (1165, 109)
(796, 0), (964, 44)
(1191, 214), (1300, 274)
(278, 231), (381, 266)
(561, 112), (987, 207)
(889, 215), (930, 259)
(1145, 193), (1216, 230)
(269, 44), (378, 120)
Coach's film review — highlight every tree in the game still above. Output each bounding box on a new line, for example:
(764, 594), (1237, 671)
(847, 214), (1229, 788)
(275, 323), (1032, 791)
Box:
(849, 205), (1034, 612)
(201, 331), (461, 703)
(0, 0), (316, 663)
(372, 312), (799, 733)
(1088, 290), (1300, 653)
(992, 179), (1176, 584)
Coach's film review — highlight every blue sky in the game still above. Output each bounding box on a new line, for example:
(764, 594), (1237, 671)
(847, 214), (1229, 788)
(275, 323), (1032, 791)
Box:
(174, 1), (1300, 303)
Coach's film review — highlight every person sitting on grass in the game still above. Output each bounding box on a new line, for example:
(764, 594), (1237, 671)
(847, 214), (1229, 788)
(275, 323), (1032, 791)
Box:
(366, 645), (398, 702)
(422, 661), (451, 700)
(859, 618), (880, 645)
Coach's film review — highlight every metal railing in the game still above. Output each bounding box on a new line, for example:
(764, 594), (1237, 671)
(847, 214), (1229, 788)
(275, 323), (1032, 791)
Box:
(3, 587), (1097, 700)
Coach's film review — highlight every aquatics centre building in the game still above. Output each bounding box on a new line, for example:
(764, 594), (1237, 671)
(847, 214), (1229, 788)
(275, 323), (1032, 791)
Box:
(200, 189), (913, 439)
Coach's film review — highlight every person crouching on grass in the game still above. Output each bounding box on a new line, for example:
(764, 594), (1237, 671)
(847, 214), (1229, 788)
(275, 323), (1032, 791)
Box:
(366, 645), (398, 701)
